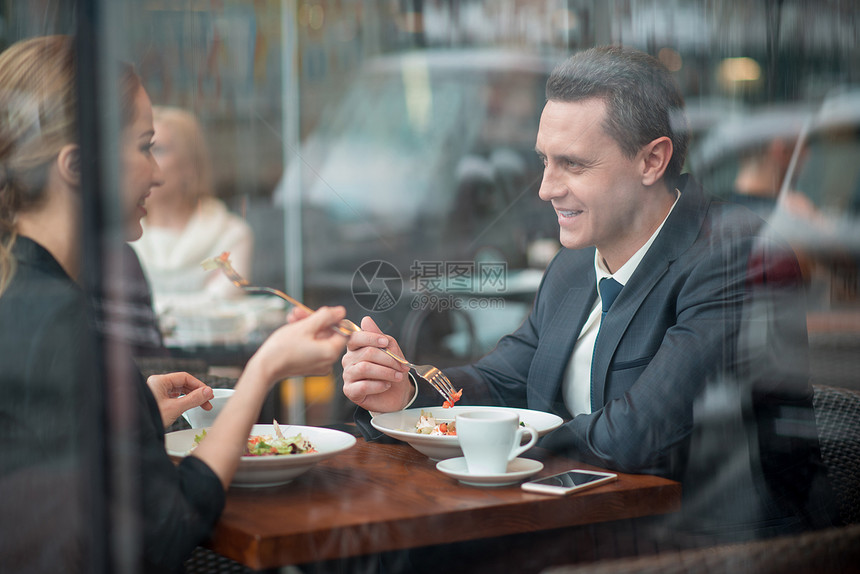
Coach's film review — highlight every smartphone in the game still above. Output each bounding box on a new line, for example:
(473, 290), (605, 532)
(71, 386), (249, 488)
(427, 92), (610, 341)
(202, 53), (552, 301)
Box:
(521, 469), (618, 496)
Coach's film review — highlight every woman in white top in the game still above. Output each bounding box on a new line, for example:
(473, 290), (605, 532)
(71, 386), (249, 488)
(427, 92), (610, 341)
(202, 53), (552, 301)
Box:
(132, 106), (253, 309)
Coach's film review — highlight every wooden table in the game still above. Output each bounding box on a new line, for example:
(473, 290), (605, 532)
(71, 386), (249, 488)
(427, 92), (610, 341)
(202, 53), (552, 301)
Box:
(205, 438), (681, 571)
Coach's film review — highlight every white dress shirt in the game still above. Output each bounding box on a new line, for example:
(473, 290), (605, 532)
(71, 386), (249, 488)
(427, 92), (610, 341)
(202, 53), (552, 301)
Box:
(563, 191), (681, 416)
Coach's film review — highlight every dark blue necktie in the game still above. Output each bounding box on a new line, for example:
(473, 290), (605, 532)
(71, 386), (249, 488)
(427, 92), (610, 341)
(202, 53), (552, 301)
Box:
(590, 277), (624, 411)
(598, 277), (623, 322)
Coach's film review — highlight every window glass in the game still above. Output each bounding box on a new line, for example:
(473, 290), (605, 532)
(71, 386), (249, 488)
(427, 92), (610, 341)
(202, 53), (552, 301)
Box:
(2, 1), (859, 569)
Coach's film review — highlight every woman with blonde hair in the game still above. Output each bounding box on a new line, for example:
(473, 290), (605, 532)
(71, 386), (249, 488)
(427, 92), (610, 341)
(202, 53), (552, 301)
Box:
(131, 106), (253, 309)
(0, 35), (346, 573)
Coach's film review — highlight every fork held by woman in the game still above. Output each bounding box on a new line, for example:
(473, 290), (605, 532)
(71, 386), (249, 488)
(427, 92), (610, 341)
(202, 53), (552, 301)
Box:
(201, 253), (460, 407)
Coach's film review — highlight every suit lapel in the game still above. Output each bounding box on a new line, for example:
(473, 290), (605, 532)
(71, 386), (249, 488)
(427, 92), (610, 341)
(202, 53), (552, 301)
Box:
(590, 262), (669, 408)
(591, 175), (710, 408)
(528, 265), (596, 413)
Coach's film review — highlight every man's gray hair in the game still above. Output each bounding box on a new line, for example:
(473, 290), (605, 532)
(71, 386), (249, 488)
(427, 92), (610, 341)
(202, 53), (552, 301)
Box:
(546, 45), (689, 184)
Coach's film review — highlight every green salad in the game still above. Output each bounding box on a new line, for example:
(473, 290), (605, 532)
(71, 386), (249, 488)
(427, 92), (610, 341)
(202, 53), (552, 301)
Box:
(192, 423), (317, 457)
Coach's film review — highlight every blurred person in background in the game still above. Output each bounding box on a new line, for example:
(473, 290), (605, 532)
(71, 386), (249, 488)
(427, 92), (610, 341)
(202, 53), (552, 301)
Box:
(131, 106), (253, 312)
(728, 136), (797, 217)
(714, 127), (828, 289)
(0, 35), (346, 573)
(340, 45), (838, 554)
(729, 134), (820, 222)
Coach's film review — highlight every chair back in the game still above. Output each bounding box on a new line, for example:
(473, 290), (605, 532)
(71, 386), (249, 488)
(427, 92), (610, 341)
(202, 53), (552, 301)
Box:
(184, 547), (250, 574)
(542, 523), (860, 574)
(813, 384), (860, 524)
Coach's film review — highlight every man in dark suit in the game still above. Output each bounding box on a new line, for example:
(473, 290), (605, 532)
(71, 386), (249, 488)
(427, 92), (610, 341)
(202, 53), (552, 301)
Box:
(341, 46), (837, 544)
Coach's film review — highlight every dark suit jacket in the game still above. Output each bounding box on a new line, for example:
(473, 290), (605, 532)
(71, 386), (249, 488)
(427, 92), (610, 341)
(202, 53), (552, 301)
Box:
(357, 174), (837, 540)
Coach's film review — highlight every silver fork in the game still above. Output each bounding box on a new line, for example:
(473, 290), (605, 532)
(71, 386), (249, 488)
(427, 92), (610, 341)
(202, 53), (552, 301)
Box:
(201, 254), (460, 406)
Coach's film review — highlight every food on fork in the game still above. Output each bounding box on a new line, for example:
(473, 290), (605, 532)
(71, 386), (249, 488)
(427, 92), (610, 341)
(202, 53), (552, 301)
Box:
(414, 410), (457, 436)
(200, 251), (232, 271)
(442, 388), (463, 408)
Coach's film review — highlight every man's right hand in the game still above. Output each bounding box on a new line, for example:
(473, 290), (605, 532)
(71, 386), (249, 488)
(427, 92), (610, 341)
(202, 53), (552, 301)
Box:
(342, 316), (414, 412)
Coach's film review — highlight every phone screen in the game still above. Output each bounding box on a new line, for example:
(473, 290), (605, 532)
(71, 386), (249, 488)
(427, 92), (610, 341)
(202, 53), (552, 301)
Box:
(530, 471), (609, 488)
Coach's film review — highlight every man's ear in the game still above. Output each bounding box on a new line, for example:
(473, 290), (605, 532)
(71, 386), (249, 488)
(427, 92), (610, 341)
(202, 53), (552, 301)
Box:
(640, 136), (673, 186)
(57, 144), (80, 187)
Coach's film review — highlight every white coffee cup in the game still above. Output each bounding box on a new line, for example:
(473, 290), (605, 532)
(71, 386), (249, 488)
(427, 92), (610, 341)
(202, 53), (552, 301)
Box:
(456, 410), (538, 474)
(181, 388), (235, 428)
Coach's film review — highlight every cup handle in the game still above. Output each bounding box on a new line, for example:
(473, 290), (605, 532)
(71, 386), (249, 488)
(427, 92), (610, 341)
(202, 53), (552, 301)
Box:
(509, 425), (538, 461)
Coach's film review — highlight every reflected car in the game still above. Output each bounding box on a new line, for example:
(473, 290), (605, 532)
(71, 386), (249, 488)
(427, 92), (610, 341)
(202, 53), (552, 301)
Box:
(278, 49), (563, 366)
(690, 91), (860, 310)
(688, 102), (814, 214)
(770, 89), (860, 309)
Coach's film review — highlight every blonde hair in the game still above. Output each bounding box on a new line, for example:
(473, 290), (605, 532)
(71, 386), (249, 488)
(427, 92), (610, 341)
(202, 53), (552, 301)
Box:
(0, 35), (77, 295)
(152, 106), (213, 204)
(0, 35), (142, 296)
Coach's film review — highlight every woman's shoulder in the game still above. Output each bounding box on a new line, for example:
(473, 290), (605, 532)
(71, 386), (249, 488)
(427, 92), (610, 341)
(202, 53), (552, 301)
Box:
(0, 241), (91, 394)
(2, 264), (86, 339)
(5, 238), (83, 313)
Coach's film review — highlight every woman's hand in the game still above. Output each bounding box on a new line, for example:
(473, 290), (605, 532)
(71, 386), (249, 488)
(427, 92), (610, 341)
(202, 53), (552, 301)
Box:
(250, 306), (349, 386)
(292, 309), (413, 411)
(146, 372), (214, 428)
(190, 307), (348, 489)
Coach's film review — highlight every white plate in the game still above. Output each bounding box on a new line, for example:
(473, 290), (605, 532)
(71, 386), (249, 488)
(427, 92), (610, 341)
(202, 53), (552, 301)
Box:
(165, 424), (356, 488)
(436, 457), (544, 487)
(371, 406), (563, 460)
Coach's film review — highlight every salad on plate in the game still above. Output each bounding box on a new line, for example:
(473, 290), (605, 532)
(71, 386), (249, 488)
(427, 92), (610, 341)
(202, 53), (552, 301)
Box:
(193, 420), (317, 456)
(414, 410), (457, 436)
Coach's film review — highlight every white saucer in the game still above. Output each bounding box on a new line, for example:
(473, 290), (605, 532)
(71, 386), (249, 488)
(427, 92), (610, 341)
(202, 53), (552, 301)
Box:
(436, 457), (544, 487)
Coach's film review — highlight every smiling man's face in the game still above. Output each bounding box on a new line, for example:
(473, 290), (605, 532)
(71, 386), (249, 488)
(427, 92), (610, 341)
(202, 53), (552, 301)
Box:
(535, 98), (666, 272)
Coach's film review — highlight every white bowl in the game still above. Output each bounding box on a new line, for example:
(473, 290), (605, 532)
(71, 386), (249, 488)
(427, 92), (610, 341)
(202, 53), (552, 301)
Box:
(181, 388), (235, 429)
(165, 424), (356, 487)
(370, 406), (563, 460)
